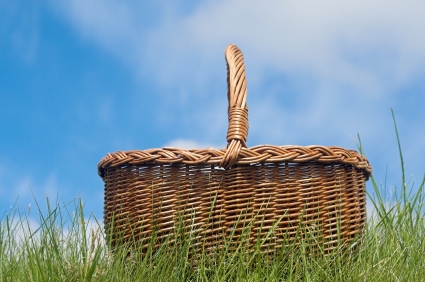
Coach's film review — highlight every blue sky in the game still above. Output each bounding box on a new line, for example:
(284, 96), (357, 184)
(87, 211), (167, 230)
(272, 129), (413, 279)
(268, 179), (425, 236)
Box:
(1, 1), (425, 221)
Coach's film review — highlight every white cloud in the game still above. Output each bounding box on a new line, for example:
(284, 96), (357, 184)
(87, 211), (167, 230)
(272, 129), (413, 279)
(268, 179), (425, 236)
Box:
(50, 0), (425, 188)
(164, 138), (221, 150)
(54, 1), (139, 55)
(52, 1), (425, 95)
(50, 1), (425, 129)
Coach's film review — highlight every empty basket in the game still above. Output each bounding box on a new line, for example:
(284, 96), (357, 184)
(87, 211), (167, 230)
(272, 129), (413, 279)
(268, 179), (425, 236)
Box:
(98, 44), (372, 255)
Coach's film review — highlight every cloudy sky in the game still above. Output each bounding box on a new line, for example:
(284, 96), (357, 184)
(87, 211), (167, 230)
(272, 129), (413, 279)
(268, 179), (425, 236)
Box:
(1, 1), (424, 220)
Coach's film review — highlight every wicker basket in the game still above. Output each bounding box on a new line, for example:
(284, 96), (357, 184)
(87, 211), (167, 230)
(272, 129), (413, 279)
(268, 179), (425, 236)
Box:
(98, 44), (372, 255)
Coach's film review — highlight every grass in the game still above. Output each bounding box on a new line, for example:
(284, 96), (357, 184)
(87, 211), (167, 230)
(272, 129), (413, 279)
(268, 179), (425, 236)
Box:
(1, 112), (425, 281)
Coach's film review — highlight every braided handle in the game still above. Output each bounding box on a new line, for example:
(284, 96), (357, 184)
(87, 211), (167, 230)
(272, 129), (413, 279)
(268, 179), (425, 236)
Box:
(219, 44), (249, 169)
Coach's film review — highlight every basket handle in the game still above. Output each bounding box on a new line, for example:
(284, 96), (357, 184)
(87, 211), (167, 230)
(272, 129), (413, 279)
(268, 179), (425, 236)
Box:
(219, 44), (249, 169)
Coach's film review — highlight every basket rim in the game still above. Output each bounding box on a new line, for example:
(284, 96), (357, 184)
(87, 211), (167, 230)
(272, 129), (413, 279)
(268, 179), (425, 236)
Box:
(98, 144), (372, 178)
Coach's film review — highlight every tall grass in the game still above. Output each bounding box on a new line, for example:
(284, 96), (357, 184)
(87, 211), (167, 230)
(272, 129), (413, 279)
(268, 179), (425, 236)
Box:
(1, 113), (424, 281)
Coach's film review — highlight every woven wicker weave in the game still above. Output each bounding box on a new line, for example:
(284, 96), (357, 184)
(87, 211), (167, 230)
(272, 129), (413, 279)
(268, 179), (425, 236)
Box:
(98, 44), (372, 255)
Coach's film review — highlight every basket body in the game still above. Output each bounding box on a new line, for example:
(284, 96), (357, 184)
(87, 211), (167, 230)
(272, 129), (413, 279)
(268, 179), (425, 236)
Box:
(102, 154), (367, 254)
(99, 44), (371, 255)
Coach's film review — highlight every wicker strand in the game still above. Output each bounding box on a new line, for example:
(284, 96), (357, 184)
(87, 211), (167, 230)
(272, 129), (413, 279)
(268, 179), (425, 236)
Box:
(220, 44), (249, 169)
